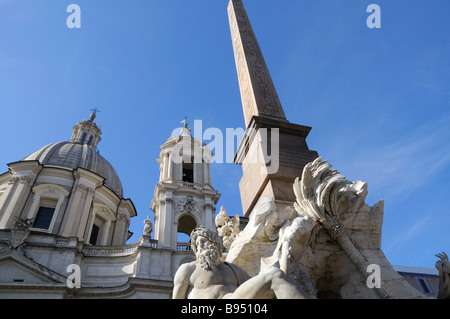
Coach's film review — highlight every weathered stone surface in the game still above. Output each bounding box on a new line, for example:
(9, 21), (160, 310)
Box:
(229, 0), (319, 217)
(225, 158), (430, 299)
(228, 0), (287, 127)
(234, 115), (319, 217)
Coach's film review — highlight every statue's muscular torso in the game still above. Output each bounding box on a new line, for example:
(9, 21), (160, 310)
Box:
(188, 262), (242, 299)
(173, 261), (249, 299)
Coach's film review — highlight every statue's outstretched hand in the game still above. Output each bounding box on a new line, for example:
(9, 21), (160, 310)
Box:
(436, 252), (449, 263)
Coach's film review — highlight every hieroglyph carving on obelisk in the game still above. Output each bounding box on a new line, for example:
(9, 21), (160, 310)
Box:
(228, 0), (287, 128)
(228, 0), (319, 217)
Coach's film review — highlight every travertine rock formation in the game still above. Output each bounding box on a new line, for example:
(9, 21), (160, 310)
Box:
(225, 158), (428, 299)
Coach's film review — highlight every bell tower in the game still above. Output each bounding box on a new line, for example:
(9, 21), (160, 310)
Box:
(150, 122), (221, 250)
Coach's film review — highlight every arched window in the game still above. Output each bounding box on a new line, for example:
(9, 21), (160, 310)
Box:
(80, 133), (87, 144)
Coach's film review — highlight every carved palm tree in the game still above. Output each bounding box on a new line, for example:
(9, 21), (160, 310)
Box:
(293, 157), (392, 299)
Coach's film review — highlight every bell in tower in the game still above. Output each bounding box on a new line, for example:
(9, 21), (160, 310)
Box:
(150, 121), (221, 250)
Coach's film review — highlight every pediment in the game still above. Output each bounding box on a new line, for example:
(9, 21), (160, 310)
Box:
(0, 250), (66, 284)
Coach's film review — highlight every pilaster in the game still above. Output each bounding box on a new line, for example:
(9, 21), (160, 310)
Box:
(0, 161), (42, 228)
(60, 168), (102, 240)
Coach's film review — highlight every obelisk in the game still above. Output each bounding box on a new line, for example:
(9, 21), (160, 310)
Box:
(228, 0), (319, 217)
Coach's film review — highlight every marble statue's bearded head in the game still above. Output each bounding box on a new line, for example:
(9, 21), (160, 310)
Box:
(191, 226), (223, 271)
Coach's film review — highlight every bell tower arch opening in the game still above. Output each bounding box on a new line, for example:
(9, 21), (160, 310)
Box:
(177, 214), (197, 243)
(177, 214), (197, 236)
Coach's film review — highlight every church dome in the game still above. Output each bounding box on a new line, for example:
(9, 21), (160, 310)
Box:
(21, 112), (123, 197)
(22, 142), (123, 197)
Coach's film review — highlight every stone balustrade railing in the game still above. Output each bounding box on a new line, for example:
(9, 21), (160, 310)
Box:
(177, 242), (192, 251)
(82, 241), (142, 257)
(81, 238), (190, 257)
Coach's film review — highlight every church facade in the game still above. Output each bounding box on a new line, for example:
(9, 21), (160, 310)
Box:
(0, 113), (218, 298)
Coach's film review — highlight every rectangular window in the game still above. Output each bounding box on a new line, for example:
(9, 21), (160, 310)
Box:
(33, 207), (55, 230)
(417, 278), (431, 294)
(89, 224), (100, 245)
(182, 159), (194, 183)
(182, 168), (194, 183)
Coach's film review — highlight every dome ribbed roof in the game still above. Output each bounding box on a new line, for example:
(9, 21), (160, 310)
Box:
(22, 141), (123, 197)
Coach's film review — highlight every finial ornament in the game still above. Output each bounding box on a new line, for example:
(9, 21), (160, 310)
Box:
(180, 116), (188, 128)
(90, 108), (101, 121)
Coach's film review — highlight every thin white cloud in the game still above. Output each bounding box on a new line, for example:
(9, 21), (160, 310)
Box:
(384, 213), (433, 255)
(346, 115), (450, 201)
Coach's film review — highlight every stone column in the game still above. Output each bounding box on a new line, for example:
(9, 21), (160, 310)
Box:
(154, 191), (175, 250)
(75, 185), (95, 240)
(0, 178), (21, 228)
(99, 220), (111, 245)
(62, 183), (94, 238)
(162, 197), (174, 249)
(0, 175), (32, 228)
(113, 211), (130, 245)
(203, 202), (215, 232)
(168, 152), (174, 180)
(162, 152), (169, 180)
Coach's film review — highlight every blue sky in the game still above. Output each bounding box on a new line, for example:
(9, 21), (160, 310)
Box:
(1, 0), (449, 269)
